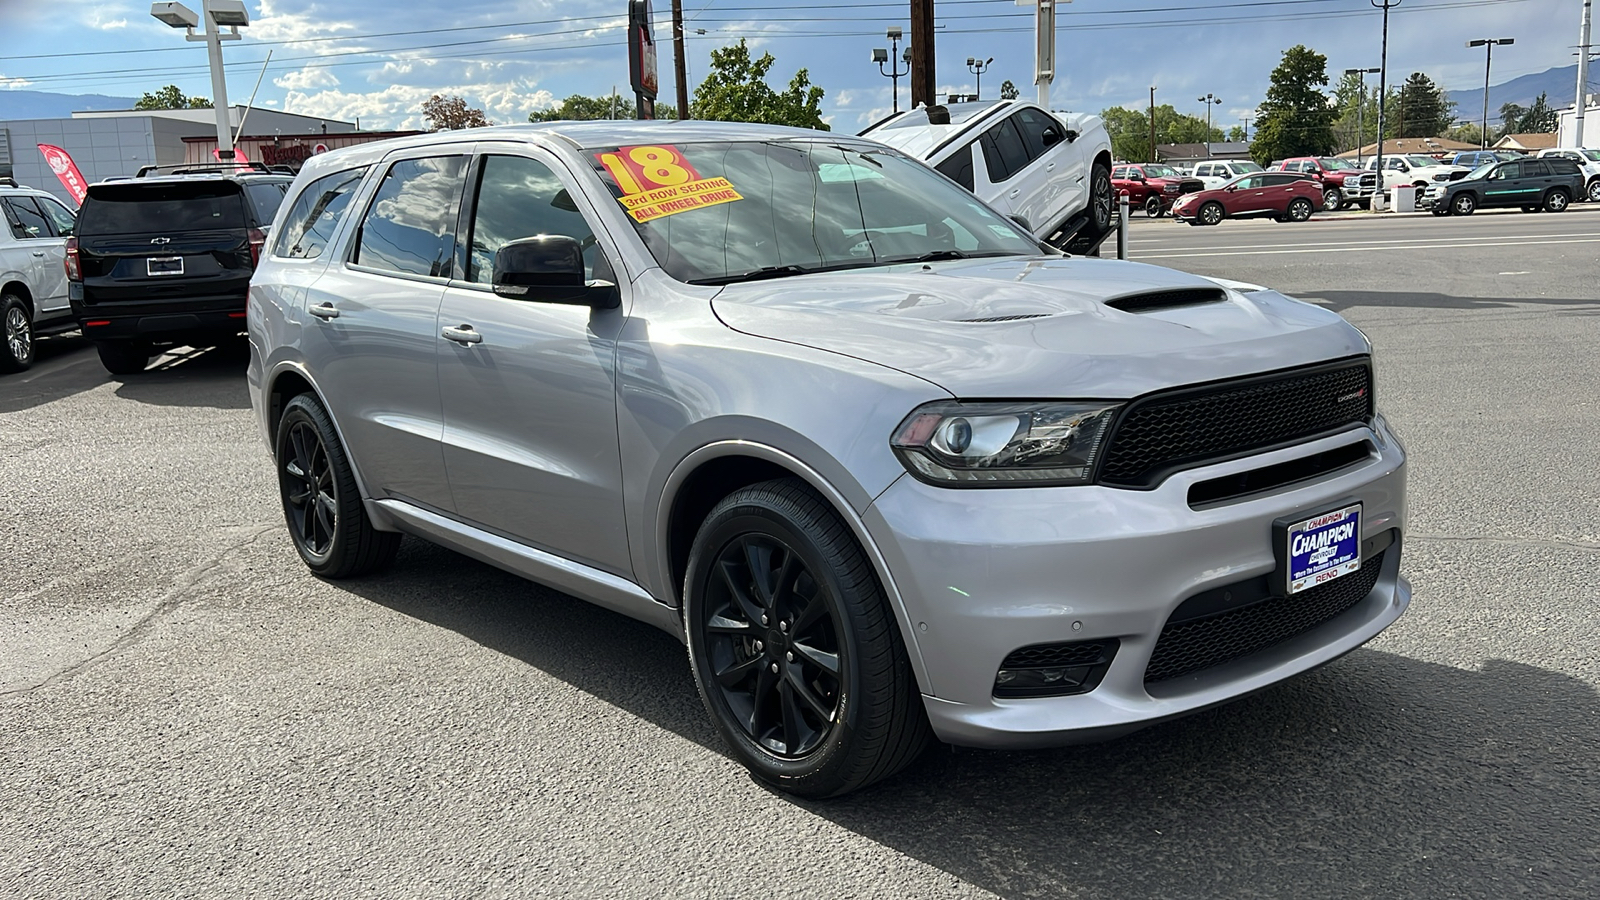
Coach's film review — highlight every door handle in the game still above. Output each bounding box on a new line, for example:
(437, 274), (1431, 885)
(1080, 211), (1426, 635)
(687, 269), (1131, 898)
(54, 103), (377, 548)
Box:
(31, 251), (45, 257)
(308, 302), (340, 319)
(1046, 162), (1056, 171)
(1008, 189), (1021, 199)
(441, 324), (482, 345)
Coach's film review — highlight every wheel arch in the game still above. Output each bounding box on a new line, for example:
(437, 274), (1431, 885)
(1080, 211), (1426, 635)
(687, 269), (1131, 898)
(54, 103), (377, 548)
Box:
(657, 441), (932, 693)
(1, 280), (33, 313)
(263, 361), (382, 518)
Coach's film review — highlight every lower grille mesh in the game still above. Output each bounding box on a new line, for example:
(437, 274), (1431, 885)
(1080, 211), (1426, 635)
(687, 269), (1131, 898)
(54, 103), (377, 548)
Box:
(1144, 549), (1386, 684)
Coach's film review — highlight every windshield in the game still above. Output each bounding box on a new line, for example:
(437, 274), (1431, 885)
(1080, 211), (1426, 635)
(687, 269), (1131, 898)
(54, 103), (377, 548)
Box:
(1231, 161), (1264, 173)
(1466, 162), (1496, 180)
(1141, 165), (1179, 178)
(586, 140), (1040, 284)
(1405, 155), (1438, 167)
(1318, 158), (1356, 170)
(1582, 150), (1600, 162)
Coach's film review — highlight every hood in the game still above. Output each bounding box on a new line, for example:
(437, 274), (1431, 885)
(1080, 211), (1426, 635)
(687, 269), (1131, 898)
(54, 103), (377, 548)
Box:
(711, 256), (1368, 399)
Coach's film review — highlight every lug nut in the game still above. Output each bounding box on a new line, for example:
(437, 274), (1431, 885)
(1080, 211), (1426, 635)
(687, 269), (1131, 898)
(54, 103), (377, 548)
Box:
(779, 621), (788, 632)
(770, 663), (779, 673)
(786, 651), (794, 662)
(761, 614), (769, 625)
(753, 641), (763, 652)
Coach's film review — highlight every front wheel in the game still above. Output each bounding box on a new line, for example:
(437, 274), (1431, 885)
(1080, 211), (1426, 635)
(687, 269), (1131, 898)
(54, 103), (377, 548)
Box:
(1451, 193), (1477, 216)
(1, 294), (33, 373)
(94, 340), (153, 375)
(1321, 187), (1341, 211)
(1287, 197), (1314, 222)
(684, 479), (930, 798)
(1587, 180), (1600, 203)
(1198, 201), (1224, 226)
(275, 393), (400, 578)
(1544, 189), (1570, 212)
(1144, 194), (1163, 218)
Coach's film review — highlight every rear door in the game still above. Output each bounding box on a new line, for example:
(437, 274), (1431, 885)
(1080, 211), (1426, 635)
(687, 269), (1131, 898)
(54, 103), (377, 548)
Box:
(75, 180), (253, 306)
(1, 196), (68, 314)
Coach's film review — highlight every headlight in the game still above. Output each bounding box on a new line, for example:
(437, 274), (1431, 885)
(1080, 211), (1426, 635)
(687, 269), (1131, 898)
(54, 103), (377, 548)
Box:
(890, 401), (1121, 486)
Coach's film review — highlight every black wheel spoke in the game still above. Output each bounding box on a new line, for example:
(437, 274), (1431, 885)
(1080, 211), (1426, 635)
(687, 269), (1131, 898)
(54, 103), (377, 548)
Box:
(716, 653), (763, 687)
(779, 681), (802, 754)
(743, 538), (777, 608)
(706, 613), (751, 634)
(785, 667), (833, 721)
(750, 664), (777, 734)
(718, 558), (765, 625)
(791, 640), (839, 677)
(791, 587), (826, 633)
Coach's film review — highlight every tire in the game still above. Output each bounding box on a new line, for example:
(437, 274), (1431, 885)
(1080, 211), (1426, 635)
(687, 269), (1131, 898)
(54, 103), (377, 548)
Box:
(1543, 189), (1570, 213)
(94, 340), (154, 375)
(1, 294), (33, 373)
(1321, 187), (1340, 212)
(1587, 180), (1600, 203)
(275, 393), (400, 579)
(684, 478), (930, 798)
(1144, 194), (1163, 218)
(1451, 193), (1477, 216)
(1198, 201), (1224, 226)
(1088, 162), (1114, 231)
(1287, 197), (1314, 222)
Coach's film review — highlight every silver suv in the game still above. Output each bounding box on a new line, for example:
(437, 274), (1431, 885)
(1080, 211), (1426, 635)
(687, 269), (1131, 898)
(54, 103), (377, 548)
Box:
(249, 122), (1411, 798)
(1, 184), (78, 372)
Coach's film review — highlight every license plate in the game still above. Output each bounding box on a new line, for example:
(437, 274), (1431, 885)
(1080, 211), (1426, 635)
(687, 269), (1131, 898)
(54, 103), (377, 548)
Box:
(147, 256), (184, 276)
(1282, 503), (1361, 594)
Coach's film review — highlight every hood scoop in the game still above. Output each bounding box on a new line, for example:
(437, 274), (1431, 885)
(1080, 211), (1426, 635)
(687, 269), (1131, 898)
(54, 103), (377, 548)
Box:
(957, 313), (1052, 323)
(1105, 287), (1227, 314)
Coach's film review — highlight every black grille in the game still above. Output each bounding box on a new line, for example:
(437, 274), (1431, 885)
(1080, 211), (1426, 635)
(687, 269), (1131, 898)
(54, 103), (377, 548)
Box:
(995, 639), (1119, 698)
(1001, 640), (1116, 669)
(958, 313), (1051, 323)
(1097, 359), (1373, 488)
(1177, 179), (1205, 194)
(1106, 287), (1227, 314)
(1144, 548), (1386, 685)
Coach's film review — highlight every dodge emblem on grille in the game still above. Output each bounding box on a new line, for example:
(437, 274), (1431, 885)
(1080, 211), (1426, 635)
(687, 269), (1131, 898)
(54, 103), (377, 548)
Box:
(1337, 388), (1367, 403)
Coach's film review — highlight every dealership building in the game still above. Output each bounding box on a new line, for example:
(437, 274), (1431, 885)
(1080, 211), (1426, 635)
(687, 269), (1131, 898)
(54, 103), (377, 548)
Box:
(0, 106), (378, 205)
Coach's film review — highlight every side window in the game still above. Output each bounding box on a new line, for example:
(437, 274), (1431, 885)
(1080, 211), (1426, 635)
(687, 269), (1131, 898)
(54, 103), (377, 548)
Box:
(1521, 160), (1549, 177)
(273, 167), (368, 260)
(5, 197), (51, 240)
(1262, 174), (1295, 187)
(1194, 165), (1211, 177)
(934, 142), (976, 192)
(35, 196), (77, 236)
(244, 182), (289, 226)
(354, 156), (468, 278)
(980, 117), (1031, 183)
(1110, 166), (1126, 179)
(1494, 162), (1520, 180)
(466, 154), (600, 285)
(1235, 176), (1261, 189)
(1012, 108), (1061, 159)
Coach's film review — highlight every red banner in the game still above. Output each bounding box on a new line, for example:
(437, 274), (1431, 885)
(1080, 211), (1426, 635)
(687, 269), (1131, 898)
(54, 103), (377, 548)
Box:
(37, 144), (88, 205)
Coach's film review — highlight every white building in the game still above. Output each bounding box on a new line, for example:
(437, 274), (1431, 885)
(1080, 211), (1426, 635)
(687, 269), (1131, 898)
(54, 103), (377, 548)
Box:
(1557, 97), (1599, 148)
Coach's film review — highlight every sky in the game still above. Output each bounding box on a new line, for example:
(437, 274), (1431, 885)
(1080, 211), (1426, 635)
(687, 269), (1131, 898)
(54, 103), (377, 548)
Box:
(0, 0), (1591, 134)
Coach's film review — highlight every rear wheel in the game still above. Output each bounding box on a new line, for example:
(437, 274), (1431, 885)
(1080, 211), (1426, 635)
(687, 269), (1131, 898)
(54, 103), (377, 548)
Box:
(1088, 162), (1114, 232)
(275, 393), (400, 578)
(684, 479), (930, 798)
(1286, 197), (1314, 222)
(1451, 193), (1477, 216)
(1198, 201), (1224, 226)
(1544, 189), (1570, 212)
(1, 294), (33, 373)
(1321, 187), (1341, 211)
(1587, 180), (1600, 203)
(94, 340), (153, 375)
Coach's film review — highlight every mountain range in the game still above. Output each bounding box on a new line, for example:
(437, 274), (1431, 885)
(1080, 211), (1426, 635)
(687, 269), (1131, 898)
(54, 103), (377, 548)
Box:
(1441, 64), (1589, 127)
(0, 90), (139, 120)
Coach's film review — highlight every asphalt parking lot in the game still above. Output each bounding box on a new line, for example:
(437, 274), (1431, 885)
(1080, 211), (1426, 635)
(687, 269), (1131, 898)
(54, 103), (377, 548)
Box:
(4, 206), (1598, 899)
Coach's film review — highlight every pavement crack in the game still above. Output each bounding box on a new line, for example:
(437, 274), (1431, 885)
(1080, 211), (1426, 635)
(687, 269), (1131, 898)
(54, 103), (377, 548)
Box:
(0, 524), (280, 699)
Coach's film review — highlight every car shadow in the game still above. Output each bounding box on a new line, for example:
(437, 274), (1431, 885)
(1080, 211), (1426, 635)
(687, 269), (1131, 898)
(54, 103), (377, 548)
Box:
(110, 343), (252, 410)
(1299, 290), (1600, 315)
(0, 334), (102, 414)
(341, 539), (1600, 900)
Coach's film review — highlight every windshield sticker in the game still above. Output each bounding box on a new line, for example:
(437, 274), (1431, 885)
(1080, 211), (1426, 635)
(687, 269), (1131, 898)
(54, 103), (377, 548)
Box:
(595, 144), (744, 222)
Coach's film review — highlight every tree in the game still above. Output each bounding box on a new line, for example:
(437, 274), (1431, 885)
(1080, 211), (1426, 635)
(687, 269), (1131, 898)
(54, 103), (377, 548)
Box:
(1498, 92), (1558, 136)
(1445, 121), (1483, 146)
(1329, 70), (1381, 152)
(134, 85), (211, 110)
(422, 94), (491, 131)
(1249, 45), (1338, 164)
(1098, 103), (1223, 162)
(691, 40), (828, 130)
(1389, 72), (1454, 138)
(999, 79), (1020, 100)
(530, 94), (635, 122)
(1227, 125), (1248, 142)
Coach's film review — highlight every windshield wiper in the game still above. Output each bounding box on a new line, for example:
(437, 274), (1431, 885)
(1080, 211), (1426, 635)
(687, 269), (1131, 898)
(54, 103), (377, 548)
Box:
(688, 265), (812, 286)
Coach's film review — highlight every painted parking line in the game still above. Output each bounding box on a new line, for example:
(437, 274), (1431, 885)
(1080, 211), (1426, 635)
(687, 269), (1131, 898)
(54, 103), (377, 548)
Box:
(1136, 236), (1600, 259)
(1131, 231), (1600, 252)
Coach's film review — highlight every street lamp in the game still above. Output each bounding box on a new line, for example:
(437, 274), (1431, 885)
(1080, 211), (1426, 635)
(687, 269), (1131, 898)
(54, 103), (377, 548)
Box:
(1197, 93), (1221, 156)
(149, 1), (248, 161)
(966, 56), (993, 101)
(1467, 38), (1515, 149)
(1343, 67), (1381, 165)
(873, 27), (911, 115)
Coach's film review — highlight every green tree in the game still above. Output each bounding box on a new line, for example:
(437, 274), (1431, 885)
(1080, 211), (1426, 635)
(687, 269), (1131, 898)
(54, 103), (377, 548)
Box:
(422, 94), (491, 131)
(1388, 72), (1454, 137)
(690, 40), (828, 130)
(134, 85), (211, 110)
(1249, 45), (1338, 164)
(1329, 70), (1380, 152)
(1445, 120), (1483, 146)
(530, 94), (635, 122)
(1227, 125), (1247, 142)
(1098, 103), (1223, 162)
(1498, 92), (1558, 136)
(999, 79), (1020, 100)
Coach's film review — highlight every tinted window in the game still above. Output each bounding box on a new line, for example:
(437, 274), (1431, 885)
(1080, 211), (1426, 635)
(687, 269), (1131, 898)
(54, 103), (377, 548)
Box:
(1111, 166), (1127, 179)
(35, 196), (77, 236)
(5, 197), (51, 239)
(1494, 162), (1521, 180)
(980, 117), (1031, 183)
(354, 156), (467, 278)
(1235, 176), (1262, 189)
(79, 182), (246, 235)
(1013, 108), (1060, 159)
(244, 182), (288, 226)
(1520, 160), (1549, 177)
(466, 155), (600, 284)
(935, 143), (976, 192)
(1545, 158), (1580, 175)
(1262, 174), (1298, 186)
(273, 167), (367, 260)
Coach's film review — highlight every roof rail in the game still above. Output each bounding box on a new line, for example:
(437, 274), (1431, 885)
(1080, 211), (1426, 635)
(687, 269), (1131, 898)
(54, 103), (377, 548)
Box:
(134, 161), (274, 178)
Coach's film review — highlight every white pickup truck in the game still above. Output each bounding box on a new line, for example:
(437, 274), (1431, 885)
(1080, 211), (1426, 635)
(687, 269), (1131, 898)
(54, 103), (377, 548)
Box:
(1365, 154), (1471, 192)
(860, 99), (1115, 253)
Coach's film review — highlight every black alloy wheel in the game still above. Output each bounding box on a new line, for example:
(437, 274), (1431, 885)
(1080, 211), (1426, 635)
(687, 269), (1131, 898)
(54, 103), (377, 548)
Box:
(275, 393), (399, 578)
(1452, 193), (1477, 216)
(1144, 194), (1163, 218)
(1287, 197), (1314, 222)
(1089, 163), (1114, 231)
(1, 294), (33, 373)
(1321, 187), (1341, 211)
(1198, 201), (1224, 226)
(1544, 189), (1570, 212)
(685, 479), (929, 798)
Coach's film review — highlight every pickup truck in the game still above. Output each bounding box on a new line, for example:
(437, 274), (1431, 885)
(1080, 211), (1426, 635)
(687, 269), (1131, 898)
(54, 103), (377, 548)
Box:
(861, 99), (1115, 253)
(1364, 154), (1471, 194)
(1109, 163), (1206, 217)
(1271, 157), (1377, 210)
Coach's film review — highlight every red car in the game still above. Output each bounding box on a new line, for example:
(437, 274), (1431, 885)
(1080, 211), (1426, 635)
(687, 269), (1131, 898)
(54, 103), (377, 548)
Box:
(1170, 172), (1323, 226)
(1270, 156), (1377, 210)
(1109, 163), (1205, 217)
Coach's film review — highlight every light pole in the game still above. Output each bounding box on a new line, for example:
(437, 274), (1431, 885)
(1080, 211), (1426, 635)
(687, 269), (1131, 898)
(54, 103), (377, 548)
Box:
(150, 1), (249, 161)
(1343, 67), (1380, 165)
(1197, 93), (1221, 156)
(1372, 0), (1400, 209)
(966, 57), (993, 101)
(872, 27), (911, 114)
(1467, 38), (1515, 149)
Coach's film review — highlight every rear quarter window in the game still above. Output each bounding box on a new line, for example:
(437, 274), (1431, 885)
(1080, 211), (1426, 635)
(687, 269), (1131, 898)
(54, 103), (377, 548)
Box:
(78, 182), (246, 236)
(272, 167), (368, 260)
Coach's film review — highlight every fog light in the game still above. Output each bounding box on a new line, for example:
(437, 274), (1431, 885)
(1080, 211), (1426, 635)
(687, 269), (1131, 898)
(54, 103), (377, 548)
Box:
(993, 638), (1120, 699)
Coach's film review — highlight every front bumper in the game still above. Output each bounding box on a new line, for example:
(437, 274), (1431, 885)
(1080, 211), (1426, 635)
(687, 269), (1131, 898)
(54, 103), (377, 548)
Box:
(864, 417), (1409, 749)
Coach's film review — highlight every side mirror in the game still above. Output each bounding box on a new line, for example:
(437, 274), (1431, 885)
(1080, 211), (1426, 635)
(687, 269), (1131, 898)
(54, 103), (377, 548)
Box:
(492, 235), (619, 308)
(1064, 129), (1079, 143)
(1041, 127), (1062, 147)
(1009, 213), (1031, 232)
(1131, 172), (1145, 181)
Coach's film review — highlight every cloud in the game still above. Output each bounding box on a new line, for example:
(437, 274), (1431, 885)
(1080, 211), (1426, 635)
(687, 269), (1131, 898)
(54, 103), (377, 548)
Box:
(83, 5), (128, 29)
(1, 74), (35, 90)
(281, 80), (557, 130)
(251, 0), (358, 45)
(274, 66), (341, 91)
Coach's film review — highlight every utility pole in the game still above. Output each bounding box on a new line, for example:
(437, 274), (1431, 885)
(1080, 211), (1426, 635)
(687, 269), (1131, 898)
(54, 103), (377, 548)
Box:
(1372, 0), (1400, 207)
(1577, 0), (1592, 145)
(672, 0), (688, 120)
(910, 0), (935, 109)
(1344, 68), (1379, 164)
(1149, 86), (1157, 163)
(1025, 0), (1058, 109)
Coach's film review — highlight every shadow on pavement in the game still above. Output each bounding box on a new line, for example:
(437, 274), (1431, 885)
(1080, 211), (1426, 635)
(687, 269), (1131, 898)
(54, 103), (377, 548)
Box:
(0, 335), (103, 414)
(111, 343), (251, 410)
(1301, 290), (1600, 315)
(346, 539), (1600, 900)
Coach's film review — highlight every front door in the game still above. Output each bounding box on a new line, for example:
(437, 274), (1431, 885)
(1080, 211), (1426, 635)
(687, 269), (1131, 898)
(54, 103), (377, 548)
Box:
(1223, 175), (1267, 216)
(1013, 107), (1083, 231)
(1483, 162), (1523, 207)
(435, 149), (633, 576)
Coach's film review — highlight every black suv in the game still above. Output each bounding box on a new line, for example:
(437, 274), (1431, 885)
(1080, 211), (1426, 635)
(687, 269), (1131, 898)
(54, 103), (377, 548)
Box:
(67, 164), (291, 373)
(1424, 156), (1586, 216)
